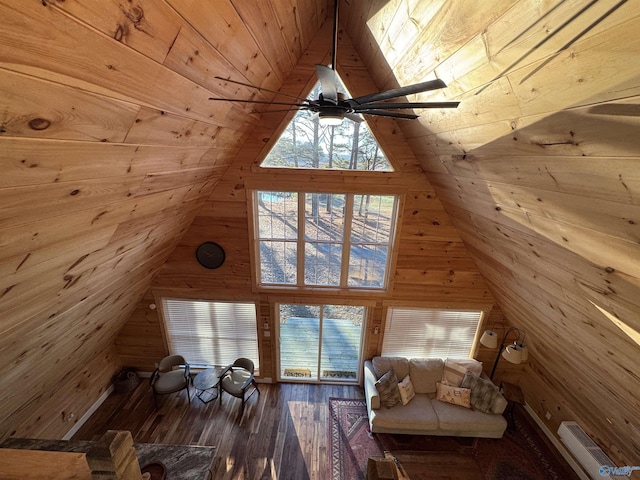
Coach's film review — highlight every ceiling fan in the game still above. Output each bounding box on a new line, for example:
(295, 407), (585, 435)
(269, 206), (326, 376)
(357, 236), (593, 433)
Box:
(209, 0), (459, 125)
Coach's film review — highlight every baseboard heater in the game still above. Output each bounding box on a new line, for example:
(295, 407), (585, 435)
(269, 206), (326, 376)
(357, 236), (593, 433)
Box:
(557, 421), (625, 480)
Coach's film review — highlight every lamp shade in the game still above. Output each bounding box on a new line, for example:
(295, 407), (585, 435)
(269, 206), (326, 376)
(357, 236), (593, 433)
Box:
(502, 343), (523, 364)
(516, 342), (529, 362)
(480, 330), (498, 349)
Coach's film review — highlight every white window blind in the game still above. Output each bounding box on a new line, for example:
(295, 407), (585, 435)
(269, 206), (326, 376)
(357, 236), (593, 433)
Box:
(382, 308), (483, 359)
(162, 299), (259, 368)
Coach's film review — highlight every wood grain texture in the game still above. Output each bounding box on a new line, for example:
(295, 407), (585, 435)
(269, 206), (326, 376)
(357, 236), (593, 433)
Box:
(2, 0), (639, 473)
(365, 0), (640, 468)
(0, 449), (91, 480)
(70, 382), (577, 480)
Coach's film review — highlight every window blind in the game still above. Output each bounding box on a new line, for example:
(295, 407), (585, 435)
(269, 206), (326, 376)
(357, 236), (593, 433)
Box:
(382, 308), (482, 359)
(162, 299), (259, 368)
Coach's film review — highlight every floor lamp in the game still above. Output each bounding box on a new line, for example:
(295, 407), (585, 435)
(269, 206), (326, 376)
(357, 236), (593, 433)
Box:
(480, 326), (528, 380)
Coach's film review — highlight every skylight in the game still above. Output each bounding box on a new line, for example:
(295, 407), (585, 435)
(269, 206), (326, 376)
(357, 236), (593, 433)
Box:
(260, 77), (393, 172)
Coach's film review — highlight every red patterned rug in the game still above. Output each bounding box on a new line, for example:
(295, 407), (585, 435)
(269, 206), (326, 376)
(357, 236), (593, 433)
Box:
(329, 398), (383, 480)
(328, 398), (579, 480)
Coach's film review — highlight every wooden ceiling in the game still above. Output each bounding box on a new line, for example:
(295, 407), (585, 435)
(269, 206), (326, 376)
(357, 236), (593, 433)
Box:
(1, 0), (639, 469)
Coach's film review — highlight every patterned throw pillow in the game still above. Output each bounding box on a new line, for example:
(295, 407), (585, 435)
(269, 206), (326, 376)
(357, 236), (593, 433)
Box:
(375, 368), (401, 408)
(460, 371), (499, 414)
(442, 358), (483, 387)
(398, 375), (415, 405)
(436, 382), (471, 408)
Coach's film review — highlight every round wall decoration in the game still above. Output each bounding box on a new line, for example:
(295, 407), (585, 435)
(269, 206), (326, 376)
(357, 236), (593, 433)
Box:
(195, 242), (226, 269)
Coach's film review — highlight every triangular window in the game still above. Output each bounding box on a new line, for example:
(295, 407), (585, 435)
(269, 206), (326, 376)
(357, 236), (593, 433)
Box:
(260, 76), (393, 171)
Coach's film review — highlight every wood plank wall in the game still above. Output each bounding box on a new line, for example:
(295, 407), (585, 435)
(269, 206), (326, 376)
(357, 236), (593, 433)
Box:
(0, 0), (327, 441)
(118, 23), (499, 386)
(343, 0), (640, 469)
(8, 0), (638, 473)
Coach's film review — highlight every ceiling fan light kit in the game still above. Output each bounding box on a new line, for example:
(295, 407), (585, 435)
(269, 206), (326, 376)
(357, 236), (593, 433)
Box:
(209, 1), (459, 125)
(319, 110), (345, 126)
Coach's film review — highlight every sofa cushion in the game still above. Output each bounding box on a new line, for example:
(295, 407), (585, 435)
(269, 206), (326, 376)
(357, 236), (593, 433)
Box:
(442, 358), (483, 387)
(398, 375), (415, 405)
(408, 358), (443, 394)
(431, 398), (507, 434)
(369, 394), (439, 432)
(372, 356), (410, 380)
(436, 382), (471, 408)
(460, 371), (499, 414)
(375, 368), (402, 408)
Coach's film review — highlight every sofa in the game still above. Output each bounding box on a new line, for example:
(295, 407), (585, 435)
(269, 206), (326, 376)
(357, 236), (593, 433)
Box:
(364, 356), (508, 438)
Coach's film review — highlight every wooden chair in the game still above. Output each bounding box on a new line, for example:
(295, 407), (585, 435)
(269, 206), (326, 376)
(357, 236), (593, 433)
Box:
(150, 354), (191, 408)
(219, 357), (259, 416)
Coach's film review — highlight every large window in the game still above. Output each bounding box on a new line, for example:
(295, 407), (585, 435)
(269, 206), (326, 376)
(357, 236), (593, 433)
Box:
(382, 308), (483, 359)
(162, 299), (259, 369)
(260, 79), (393, 172)
(255, 191), (398, 289)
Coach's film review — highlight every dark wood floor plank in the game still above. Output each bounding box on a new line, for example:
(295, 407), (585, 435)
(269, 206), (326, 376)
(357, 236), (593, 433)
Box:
(72, 380), (578, 479)
(73, 381), (361, 479)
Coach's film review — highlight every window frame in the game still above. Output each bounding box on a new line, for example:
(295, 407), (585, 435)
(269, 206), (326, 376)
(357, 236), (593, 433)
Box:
(274, 301), (368, 384)
(250, 189), (400, 292)
(382, 307), (485, 359)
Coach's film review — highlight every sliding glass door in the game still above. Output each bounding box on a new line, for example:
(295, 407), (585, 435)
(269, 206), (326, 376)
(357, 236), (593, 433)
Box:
(278, 303), (365, 383)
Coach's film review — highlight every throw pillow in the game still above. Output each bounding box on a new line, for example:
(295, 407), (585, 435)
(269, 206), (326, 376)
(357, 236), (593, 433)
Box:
(442, 358), (483, 387)
(436, 382), (471, 408)
(375, 368), (402, 408)
(460, 371), (499, 414)
(372, 356), (410, 381)
(398, 375), (416, 405)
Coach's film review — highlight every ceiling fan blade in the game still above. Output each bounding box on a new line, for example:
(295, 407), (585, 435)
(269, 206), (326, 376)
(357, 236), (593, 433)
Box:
(315, 65), (338, 104)
(259, 107), (309, 114)
(345, 113), (364, 123)
(360, 110), (419, 120)
(352, 101), (460, 110)
(348, 79), (447, 106)
(214, 76), (308, 102)
(209, 97), (309, 107)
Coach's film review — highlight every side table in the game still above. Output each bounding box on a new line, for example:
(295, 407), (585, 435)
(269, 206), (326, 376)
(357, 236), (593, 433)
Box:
(193, 367), (222, 404)
(500, 381), (525, 429)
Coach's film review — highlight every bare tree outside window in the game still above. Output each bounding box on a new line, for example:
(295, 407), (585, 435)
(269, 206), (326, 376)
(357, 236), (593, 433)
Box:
(261, 80), (393, 172)
(255, 191), (397, 289)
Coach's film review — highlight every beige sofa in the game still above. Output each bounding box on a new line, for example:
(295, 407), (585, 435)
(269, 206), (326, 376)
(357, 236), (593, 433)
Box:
(364, 356), (508, 438)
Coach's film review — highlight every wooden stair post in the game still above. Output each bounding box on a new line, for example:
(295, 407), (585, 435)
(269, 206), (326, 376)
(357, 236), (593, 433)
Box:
(86, 430), (142, 480)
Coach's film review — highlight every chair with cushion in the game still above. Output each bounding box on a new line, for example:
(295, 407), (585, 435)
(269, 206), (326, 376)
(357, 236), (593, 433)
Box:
(150, 354), (191, 408)
(219, 357), (259, 416)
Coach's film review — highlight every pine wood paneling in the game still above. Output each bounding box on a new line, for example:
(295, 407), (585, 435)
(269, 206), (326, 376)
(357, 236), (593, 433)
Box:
(137, 22), (498, 389)
(0, 0), (292, 443)
(352, 0), (640, 467)
(0, 68), (139, 142)
(3, 0), (639, 473)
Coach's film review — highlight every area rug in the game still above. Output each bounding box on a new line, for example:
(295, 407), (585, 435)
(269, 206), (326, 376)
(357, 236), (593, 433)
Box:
(328, 398), (578, 480)
(329, 398), (383, 480)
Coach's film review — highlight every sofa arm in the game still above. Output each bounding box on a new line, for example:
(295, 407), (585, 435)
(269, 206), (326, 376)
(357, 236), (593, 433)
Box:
(364, 360), (380, 411)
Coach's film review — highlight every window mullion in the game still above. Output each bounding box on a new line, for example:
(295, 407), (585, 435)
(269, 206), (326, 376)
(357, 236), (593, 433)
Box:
(297, 192), (305, 286)
(340, 194), (354, 287)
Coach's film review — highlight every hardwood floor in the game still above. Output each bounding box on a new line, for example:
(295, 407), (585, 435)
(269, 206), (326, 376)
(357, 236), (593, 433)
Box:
(73, 380), (579, 480)
(72, 380), (362, 480)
